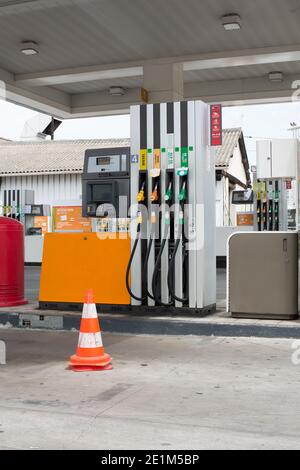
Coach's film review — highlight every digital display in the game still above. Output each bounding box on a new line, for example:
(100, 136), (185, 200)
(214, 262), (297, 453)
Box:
(96, 157), (111, 166)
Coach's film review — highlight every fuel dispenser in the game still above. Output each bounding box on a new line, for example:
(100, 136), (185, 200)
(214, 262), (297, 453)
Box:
(128, 101), (216, 314)
(253, 139), (299, 231)
(0, 189), (50, 234)
(39, 100), (216, 315)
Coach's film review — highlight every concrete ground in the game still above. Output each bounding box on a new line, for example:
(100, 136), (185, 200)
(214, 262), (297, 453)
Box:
(0, 328), (300, 450)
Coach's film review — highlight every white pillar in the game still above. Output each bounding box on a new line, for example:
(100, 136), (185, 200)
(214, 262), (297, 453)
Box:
(143, 63), (184, 103)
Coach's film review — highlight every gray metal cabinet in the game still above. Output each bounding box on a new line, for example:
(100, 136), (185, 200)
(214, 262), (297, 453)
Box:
(228, 232), (298, 320)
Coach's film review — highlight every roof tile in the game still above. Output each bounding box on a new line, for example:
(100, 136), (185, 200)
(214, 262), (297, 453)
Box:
(215, 128), (242, 167)
(0, 138), (130, 176)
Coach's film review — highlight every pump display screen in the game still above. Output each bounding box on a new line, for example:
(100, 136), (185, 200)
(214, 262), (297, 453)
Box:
(87, 154), (123, 173)
(96, 157), (111, 166)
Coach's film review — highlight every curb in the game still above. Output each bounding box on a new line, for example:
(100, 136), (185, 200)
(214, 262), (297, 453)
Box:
(1, 311), (300, 339)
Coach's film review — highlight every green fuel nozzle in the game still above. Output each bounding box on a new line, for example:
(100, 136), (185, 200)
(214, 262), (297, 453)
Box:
(165, 181), (173, 202)
(178, 181), (187, 202)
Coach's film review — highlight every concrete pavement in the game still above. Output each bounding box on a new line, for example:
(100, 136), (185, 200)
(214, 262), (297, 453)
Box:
(0, 329), (300, 450)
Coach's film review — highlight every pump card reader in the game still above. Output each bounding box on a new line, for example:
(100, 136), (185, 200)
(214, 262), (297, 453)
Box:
(82, 147), (130, 218)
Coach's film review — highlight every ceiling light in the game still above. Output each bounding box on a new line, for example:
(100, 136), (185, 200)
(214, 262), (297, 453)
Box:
(222, 14), (241, 31)
(109, 86), (126, 96)
(20, 41), (39, 55)
(269, 71), (284, 83)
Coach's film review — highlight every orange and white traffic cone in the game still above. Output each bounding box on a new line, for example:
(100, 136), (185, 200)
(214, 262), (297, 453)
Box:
(69, 289), (112, 372)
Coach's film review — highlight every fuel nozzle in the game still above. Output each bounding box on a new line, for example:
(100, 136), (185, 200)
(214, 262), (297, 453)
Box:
(151, 183), (159, 202)
(136, 211), (143, 232)
(137, 182), (146, 203)
(178, 181), (187, 202)
(165, 181), (173, 203)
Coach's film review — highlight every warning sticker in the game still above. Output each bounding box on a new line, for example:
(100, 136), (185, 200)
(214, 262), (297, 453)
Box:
(140, 149), (147, 170)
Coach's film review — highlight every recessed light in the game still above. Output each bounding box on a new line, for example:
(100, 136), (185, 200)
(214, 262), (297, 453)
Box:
(222, 14), (241, 31)
(109, 86), (126, 96)
(20, 41), (39, 55)
(269, 71), (284, 83)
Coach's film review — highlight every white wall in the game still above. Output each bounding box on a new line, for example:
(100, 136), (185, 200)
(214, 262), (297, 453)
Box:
(216, 179), (224, 227)
(228, 146), (247, 186)
(0, 173), (82, 206)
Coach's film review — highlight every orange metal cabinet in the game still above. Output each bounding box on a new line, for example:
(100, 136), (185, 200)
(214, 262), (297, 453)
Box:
(39, 233), (131, 306)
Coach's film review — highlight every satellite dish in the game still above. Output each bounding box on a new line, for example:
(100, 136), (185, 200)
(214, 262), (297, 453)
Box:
(20, 113), (62, 141)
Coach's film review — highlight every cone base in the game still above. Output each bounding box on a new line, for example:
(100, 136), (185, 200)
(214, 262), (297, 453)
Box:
(70, 364), (113, 372)
(69, 352), (112, 368)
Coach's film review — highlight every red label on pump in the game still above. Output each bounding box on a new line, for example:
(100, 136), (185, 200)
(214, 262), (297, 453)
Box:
(210, 104), (222, 146)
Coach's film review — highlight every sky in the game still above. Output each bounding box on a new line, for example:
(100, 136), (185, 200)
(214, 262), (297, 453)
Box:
(1, 99), (300, 165)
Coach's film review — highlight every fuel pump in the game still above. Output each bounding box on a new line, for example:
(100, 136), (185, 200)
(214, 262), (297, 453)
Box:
(128, 100), (217, 315)
(253, 180), (285, 231)
(255, 139), (298, 232)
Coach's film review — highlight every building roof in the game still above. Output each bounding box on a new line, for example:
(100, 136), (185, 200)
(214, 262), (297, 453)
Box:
(216, 128), (251, 187)
(0, 138), (130, 176)
(0, 132), (250, 185)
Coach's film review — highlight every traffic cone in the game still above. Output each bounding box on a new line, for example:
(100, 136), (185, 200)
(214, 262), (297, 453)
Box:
(69, 289), (112, 372)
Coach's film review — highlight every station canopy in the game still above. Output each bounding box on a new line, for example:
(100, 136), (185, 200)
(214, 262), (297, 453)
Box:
(1, 0), (300, 118)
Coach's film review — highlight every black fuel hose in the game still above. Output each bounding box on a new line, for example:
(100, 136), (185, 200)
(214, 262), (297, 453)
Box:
(167, 237), (188, 304)
(152, 236), (174, 307)
(142, 237), (155, 301)
(125, 232), (147, 302)
(126, 227), (156, 302)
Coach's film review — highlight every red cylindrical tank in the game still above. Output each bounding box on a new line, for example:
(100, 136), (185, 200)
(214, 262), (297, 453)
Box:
(0, 217), (28, 307)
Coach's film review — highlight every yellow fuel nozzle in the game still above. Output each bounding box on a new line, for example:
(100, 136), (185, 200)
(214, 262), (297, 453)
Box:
(137, 182), (145, 203)
(151, 183), (159, 202)
(137, 211), (143, 225)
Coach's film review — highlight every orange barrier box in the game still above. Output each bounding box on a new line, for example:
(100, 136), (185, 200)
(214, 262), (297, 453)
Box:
(39, 233), (131, 307)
